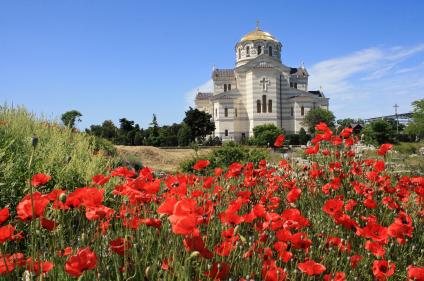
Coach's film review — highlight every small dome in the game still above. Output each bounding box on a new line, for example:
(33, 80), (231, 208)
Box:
(240, 28), (279, 43)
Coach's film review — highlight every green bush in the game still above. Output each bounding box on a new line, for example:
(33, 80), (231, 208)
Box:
(180, 142), (269, 172)
(394, 142), (423, 155)
(0, 106), (117, 210)
(251, 124), (284, 146)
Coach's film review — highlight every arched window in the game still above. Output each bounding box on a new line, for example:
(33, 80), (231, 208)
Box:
(228, 84), (231, 91)
(225, 130), (228, 136)
(224, 107), (228, 117)
(238, 49), (241, 59)
(301, 106), (305, 116)
(257, 100), (261, 113)
(224, 84), (227, 92)
(246, 46), (250, 57)
(257, 45), (262, 55)
(215, 108), (218, 117)
(235, 108), (238, 117)
(291, 107), (294, 117)
(262, 95), (267, 113)
(269, 46), (273, 56)
(268, 100), (272, 113)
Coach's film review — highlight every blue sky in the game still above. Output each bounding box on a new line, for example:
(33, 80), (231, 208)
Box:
(1, 0), (423, 129)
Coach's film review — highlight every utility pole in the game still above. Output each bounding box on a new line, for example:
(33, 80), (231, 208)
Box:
(393, 104), (399, 134)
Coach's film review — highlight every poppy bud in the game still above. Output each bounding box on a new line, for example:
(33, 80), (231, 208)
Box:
(145, 266), (151, 279)
(234, 225), (240, 235)
(31, 135), (39, 148)
(59, 193), (67, 203)
(189, 251), (200, 259)
(239, 235), (247, 244)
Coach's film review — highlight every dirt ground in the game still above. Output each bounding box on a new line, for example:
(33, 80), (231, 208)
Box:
(115, 146), (213, 172)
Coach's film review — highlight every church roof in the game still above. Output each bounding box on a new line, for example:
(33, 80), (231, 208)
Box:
(212, 69), (235, 79)
(195, 92), (212, 100)
(211, 90), (241, 101)
(240, 28), (279, 43)
(290, 67), (309, 76)
(308, 90), (325, 98)
(287, 88), (326, 99)
(254, 61), (276, 68)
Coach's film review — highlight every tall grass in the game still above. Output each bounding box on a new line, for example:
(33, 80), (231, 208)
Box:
(0, 106), (117, 210)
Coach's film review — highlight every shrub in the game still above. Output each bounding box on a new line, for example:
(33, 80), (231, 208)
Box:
(251, 124), (284, 146)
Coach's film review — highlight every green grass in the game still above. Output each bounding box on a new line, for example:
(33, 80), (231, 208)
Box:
(0, 106), (118, 210)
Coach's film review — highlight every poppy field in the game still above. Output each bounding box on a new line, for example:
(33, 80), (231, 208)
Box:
(0, 122), (423, 280)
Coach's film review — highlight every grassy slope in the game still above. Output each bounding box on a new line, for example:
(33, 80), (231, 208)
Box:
(0, 106), (117, 209)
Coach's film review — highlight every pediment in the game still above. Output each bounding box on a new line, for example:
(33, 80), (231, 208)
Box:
(236, 55), (290, 73)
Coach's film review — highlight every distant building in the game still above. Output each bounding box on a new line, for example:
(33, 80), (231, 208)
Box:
(195, 24), (329, 141)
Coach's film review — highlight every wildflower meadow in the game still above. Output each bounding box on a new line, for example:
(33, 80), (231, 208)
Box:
(0, 120), (423, 280)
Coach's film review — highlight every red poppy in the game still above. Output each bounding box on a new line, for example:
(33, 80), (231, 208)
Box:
(0, 208), (9, 224)
(0, 224), (15, 243)
(359, 222), (388, 243)
(91, 174), (110, 185)
(324, 272), (346, 281)
(203, 262), (230, 280)
(322, 198), (344, 217)
(183, 235), (213, 259)
(340, 127), (353, 138)
(41, 218), (57, 231)
(110, 167), (136, 178)
(193, 159), (210, 171)
(315, 122), (329, 132)
(17, 192), (50, 221)
(143, 179), (161, 194)
(407, 265), (424, 280)
(274, 134), (285, 147)
(350, 255), (362, 268)
(298, 259), (326, 275)
(372, 259), (395, 280)
(57, 247), (73, 257)
(286, 188), (301, 203)
(109, 237), (131, 256)
(0, 255), (15, 275)
(31, 173), (52, 187)
(377, 143), (393, 156)
(168, 199), (198, 235)
(65, 247), (97, 277)
(364, 240), (386, 257)
(26, 258), (54, 275)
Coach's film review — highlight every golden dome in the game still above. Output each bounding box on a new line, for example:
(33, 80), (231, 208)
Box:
(240, 28), (279, 43)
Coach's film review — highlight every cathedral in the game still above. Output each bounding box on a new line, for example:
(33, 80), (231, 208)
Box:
(195, 23), (329, 141)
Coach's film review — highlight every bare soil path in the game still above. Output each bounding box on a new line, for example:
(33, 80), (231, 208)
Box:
(115, 146), (213, 173)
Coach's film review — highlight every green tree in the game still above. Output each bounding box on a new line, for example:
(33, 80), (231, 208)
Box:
(146, 114), (161, 146)
(405, 99), (424, 139)
(363, 119), (397, 145)
(302, 108), (335, 133)
(183, 107), (215, 142)
(177, 123), (192, 147)
(298, 127), (309, 145)
(61, 110), (82, 128)
(252, 124), (284, 146)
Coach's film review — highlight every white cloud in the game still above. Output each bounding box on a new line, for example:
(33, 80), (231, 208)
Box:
(184, 79), (213, 108)
(308, 44), (424, 119)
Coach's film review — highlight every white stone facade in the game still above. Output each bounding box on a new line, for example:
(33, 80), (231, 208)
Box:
(195, 26), (329, 141)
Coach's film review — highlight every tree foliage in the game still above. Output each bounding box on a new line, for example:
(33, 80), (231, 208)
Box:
(405, 99), (424, 139)
(252, 124), (284, 146)
(61, 110), (82, 128)
(183, 107), (215, 142)
(363, 119), (397, 145)
(302, 108), (335, 133)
